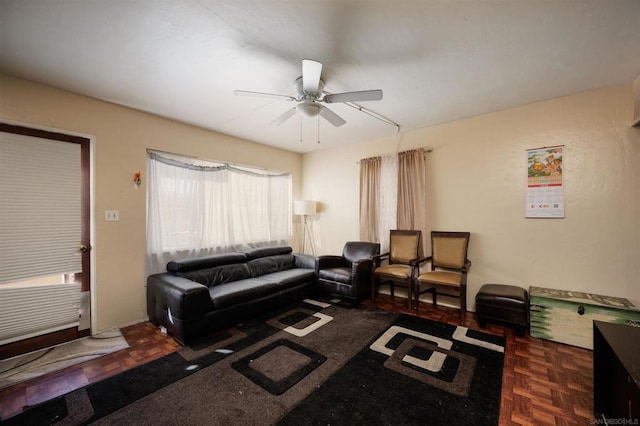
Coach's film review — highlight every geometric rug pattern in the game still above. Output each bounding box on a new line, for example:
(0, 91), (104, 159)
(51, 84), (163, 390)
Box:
(2, 299), (504, 425)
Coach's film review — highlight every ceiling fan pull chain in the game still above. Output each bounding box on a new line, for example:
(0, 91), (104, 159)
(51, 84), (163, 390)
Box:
(317, 114), (320, 144)
(299, 115), (303, 143)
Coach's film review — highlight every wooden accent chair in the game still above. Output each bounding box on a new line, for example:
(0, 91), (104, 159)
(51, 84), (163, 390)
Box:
(414, 231), (471, 323)
(371, 230), (422, 310)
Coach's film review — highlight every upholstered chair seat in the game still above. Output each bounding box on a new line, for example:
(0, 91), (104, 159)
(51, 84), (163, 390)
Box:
(373, 264), (412, 279)
(317, 267), (352, 284)
(416, 270), (462, 286)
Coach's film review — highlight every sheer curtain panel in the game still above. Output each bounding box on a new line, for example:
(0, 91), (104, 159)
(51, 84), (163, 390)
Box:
(379, 154), (399, 253)
(146, 152), (292, 275)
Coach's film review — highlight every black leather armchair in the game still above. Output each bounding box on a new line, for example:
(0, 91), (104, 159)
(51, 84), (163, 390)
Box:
(315, 241), (381, 305)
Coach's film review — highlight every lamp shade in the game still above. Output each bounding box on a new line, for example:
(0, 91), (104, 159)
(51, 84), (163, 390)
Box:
(294, 200), (318, 216)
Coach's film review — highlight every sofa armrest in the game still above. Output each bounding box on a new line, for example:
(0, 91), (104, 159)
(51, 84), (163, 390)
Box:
(147, 273), (213, 323)
(352, 258), (373, 275)
(372, 252), (390, 266)
(350, 258), (374, 299)
(294, 253), (315, 269)
(316, 255), (348, 272)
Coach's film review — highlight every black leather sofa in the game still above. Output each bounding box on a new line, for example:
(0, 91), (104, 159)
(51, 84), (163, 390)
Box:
(147, 246), (315, 345)
(315, 241), (380, 305)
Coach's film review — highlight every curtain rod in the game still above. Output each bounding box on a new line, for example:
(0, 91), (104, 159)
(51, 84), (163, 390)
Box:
(321, 90), (400, 131)
(146, 148), (284, 174)
(356, 147), (433, 164)
(343, 102), (400, 131)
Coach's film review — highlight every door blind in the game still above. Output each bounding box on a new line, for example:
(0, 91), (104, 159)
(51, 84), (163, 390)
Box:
(0, 131), (82, 284)
(0, 283), (81, 345)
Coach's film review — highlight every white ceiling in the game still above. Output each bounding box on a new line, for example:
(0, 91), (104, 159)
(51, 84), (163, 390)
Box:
(1, 1), (639, 153)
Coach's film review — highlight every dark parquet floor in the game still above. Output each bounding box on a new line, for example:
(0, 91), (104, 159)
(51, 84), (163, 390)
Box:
(0, 294), (594, 424)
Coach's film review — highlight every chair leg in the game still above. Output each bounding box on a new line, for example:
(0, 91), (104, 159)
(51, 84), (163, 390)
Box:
(460, 287), (466, 325)
(477, 316), (487, 328)
(371, 275), (377, 305)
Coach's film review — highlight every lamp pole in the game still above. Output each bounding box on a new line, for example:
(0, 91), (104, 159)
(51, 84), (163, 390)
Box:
(302, 214), (315, 255)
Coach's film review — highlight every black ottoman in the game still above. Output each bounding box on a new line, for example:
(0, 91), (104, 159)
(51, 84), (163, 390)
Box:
(475, 284), (529, 337)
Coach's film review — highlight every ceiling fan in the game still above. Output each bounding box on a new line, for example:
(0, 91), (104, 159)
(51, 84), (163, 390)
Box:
(234, 59), (383, 127)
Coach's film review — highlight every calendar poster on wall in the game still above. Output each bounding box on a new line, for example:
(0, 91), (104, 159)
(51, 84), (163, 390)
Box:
(526, 146), (564, 218)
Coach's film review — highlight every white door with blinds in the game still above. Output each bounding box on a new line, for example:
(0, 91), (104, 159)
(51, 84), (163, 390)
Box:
(0, 125), (90, 347)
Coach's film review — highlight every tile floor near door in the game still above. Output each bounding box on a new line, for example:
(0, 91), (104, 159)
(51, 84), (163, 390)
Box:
(0, 294), (594, 425)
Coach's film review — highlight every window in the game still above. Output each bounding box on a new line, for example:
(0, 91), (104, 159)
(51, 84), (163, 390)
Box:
(146, 152), (292, 274)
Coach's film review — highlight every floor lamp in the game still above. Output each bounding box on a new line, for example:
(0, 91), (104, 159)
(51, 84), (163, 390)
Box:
(294, 200), (318, 255)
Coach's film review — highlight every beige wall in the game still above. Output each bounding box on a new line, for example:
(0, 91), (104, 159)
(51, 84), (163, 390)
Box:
(2, 73), (638, 331)
(0, 73), (303, 333)
(302, 84), (640, 307)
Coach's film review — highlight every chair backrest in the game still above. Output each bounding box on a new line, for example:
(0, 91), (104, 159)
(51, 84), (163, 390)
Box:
(389, 230), (421, 265)
(342, 241), (381, 264)
(431, 231), (470, 270)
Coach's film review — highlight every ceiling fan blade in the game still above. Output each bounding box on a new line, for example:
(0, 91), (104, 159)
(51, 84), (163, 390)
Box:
(271, 107), (297, 126)
(234, 90), (295, 101)
(323, 89), (383, 103)
(319, 105), (346, 127)
(302, 59), (322, 94)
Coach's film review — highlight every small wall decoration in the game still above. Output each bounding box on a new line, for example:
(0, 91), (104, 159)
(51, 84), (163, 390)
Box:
(133, 171), (142, 189)
(526, 146), (564, 218)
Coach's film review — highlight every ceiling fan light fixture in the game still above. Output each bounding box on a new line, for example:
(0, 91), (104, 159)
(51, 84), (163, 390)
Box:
(296, 102), (321, 117)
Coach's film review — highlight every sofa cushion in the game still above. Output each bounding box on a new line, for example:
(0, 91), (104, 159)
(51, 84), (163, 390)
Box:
(179, 263), (251, 287)
(318, 267), (352, 285)
(260, 268), (315, 287)
(208, 269), (313, 309)
(167, 252), (247, 273)
(247, 254), (295, 277)
(245, 246), (293, 260)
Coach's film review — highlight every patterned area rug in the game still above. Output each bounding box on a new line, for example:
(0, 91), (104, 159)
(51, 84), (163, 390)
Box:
(3, 300), (504, 425)
(0, 330), (129, 389)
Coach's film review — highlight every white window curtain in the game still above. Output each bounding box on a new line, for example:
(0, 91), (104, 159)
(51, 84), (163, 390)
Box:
(378, 154), (398, 253)
(146, 152), (292, 275)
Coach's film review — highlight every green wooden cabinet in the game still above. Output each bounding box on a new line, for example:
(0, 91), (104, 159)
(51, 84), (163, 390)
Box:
(529, 286), (640, 350)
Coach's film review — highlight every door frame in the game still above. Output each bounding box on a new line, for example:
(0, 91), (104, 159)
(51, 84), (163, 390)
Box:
(0, 122), (95, 358)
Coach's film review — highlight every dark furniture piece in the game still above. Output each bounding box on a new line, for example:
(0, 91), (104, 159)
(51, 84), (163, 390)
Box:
(315, 241), (380, 305)
(147, 246), (315, 345)
(476, 284), (529, 337)
(414, 231), (471, 323)
(371, 230), (422, 310)
(593, 321), (640, 423)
